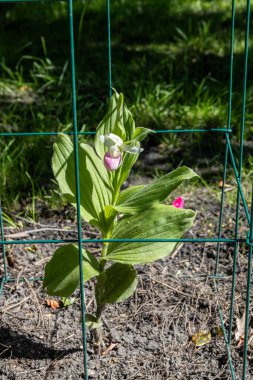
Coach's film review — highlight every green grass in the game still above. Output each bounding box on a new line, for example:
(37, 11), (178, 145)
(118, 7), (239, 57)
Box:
(0, 0), (253, 206)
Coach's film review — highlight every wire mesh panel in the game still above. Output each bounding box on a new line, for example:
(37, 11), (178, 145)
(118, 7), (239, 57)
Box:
(0, 0), (252, 379)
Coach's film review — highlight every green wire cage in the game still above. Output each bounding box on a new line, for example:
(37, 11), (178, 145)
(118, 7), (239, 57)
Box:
(0, 0), (252, 379)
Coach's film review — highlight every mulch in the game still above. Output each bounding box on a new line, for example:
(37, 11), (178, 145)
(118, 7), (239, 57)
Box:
(0, 188), (252, 380)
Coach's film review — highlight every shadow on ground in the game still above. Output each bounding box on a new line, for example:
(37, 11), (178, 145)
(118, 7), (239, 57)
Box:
(0, 326), (80, 360)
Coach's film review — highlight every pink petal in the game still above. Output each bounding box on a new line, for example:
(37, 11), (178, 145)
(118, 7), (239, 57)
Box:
(172, 196), (184, 209)
(103, 152), (122, 171)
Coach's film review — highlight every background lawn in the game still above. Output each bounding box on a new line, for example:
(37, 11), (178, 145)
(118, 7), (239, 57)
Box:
(0, 0), (252, 208)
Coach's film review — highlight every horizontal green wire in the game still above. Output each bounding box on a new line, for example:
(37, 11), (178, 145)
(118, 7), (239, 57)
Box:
(0, 0), (64, 3)
(178, 273), (230, 280)
(0, 237), (246, 245)
(0, 131), (96, 137)
(0, 128), (232, 138)
(7, 276), (44, 282)
(155, 128), (232, 134)
(0, 273), (233, 284)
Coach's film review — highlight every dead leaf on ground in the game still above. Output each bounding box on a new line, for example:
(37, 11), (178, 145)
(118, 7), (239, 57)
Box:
(101, 343), (118, 356)
(218, 180), (232, 189)
(214, 326), (224, 337)
(6, 253), (15, 268)
(26, 245), (38, 253)
(44, 299), (62, 310)
(235, 311), (246, 348)
(191, 330), (211, 347)
(43, 313), (53, 319)
(235, 311), (253, 349)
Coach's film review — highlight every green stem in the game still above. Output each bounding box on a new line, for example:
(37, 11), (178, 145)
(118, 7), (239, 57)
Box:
(101, 241), (109, 258)
(94, 212), (117, 345)
(93, 302), (105, 352)
(95, 240), (109, 327)
(99, 239), (109, 271)
(112, 186), (120, 205)
(95, 303), (105, 328)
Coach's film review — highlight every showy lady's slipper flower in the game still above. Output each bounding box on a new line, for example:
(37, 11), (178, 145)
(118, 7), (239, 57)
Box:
(104, 151), (122, 171)
(100, 133), (143, 171)
(172, 196), (184, 208)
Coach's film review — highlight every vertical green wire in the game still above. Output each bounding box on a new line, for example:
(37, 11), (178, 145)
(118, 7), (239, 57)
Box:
(0, 201), (8, 294)
(228, 0), (251, 347)
(218, 305), (237, 380)
(242, 194), (253, 379)
(106, 0), (112, 97)
(68, 1), (88, 379)
(238, 0), (250, 174)
(241, 4), (253, 373)
(215, 0), (236, 276)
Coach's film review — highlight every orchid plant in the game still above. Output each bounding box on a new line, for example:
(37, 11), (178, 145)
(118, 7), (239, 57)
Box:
(43, 91), (198, 348)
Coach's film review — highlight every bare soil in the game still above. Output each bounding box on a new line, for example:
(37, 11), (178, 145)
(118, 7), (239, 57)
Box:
(0, 188), (252, 380)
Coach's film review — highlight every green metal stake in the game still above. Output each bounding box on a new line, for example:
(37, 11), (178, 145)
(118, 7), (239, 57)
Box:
(218, 305), (237, 380)
(242, 205), (253, 379)
(0, 277), (5, 295)
(0, 201), (8, 296)
(68, 1), (88, 379)
(228, 0), (251, 347)
(215, 0), (235, 276)
(226, 137), (250, 225)
(106, 0), (112, 97)
(0, 202), (7, 279)
(0, 1), (251, 379)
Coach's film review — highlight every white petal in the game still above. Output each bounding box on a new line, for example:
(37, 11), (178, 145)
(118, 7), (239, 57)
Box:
(105, 133), (123, 147)
(99, 135), (105, 143)
(109, 145), (121, 157)
(121, 144), (144, 154)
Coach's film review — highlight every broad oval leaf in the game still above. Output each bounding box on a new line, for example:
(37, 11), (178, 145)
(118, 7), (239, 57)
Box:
(97, 263), (138, 304)
(52, 134), (113, 228)
(117, 185), (145, 205)
(106, 205), (196, 264)
(43, 244), (100, 297)
(114, 166), (198, 214)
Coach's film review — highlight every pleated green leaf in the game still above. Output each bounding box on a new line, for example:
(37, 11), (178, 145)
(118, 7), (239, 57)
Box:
(52, 134), (113, 228)
(43, 244), (100, 297)
(133, 127), (154, 141)
(95, 92), (125, 159)
(106, 205), (195, 264)
(117, 185), (145, 205)
(97, 263), (138, 304)
(94, 91), (139, 192)
(112, 147), (139, 192)
(114, 166), (198, 214)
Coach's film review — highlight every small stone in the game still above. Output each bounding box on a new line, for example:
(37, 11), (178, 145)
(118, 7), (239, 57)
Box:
(89, 369), (96, 377)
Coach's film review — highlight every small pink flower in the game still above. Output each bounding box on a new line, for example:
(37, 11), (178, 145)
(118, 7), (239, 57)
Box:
(172, 196), (184, 208)
(100, 133), (144, 171)
(103, 151), (122, 171)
